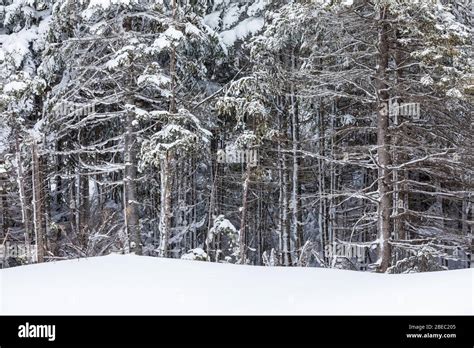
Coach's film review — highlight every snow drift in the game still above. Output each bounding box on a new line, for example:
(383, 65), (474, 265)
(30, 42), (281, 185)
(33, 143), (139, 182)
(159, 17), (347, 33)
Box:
(0, 254), (472, 315)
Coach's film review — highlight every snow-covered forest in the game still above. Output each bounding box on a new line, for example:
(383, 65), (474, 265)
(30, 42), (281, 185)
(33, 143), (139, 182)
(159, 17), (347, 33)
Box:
(0, 0), (472, 273)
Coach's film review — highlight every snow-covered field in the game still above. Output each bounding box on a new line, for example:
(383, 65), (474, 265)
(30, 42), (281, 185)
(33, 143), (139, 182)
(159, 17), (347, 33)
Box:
(0, 254), (472, 315)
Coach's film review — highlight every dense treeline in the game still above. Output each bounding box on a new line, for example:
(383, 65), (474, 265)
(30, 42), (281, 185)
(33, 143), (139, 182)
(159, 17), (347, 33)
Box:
(0, 0), (472, 272)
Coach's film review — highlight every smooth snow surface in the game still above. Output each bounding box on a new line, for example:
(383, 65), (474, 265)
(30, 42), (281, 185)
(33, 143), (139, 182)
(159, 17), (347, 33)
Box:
(1, 254), (472, 315)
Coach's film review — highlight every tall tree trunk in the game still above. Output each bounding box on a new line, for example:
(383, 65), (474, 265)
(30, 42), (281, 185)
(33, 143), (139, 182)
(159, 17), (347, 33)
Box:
(277, 111), (284, 265)
(169, 0), (177, 115)
(290, 51), (302, 262)
(31, 140), (45, 263)
(375, 6), (392, 273)
(124, 104), (141, 254)
(317, 103), (329, 264)
(239, 165), (250, 264)
(328, 101), (336, 255)
(392, 35), (408, 264)
(0, 168), (8, 238)
(158, 153), (172, 257)
(15, 135), (32, 260)
(256, 185), (263, 265)
(74, 166), (81, 240)
(278, 107), (291, 266)
(157, 0), (177, 258)
(461, 191), (470, 236)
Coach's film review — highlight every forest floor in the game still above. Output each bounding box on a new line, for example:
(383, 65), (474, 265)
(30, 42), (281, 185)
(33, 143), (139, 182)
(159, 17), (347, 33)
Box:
(1, 254), (472, 315)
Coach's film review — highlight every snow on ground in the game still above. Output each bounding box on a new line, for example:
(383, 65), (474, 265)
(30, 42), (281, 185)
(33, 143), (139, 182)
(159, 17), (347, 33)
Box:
(0, 254), (472, 315)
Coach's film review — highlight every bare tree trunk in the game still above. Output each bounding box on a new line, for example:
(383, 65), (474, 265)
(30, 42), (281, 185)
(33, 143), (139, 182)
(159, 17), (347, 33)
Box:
(256, 185), (263, 265)
(278, 107), (291, 266)
(191, 157), (197, 249)
(462, 192), (470, 235)
(157, 0), (178, 258)
(0, 168), (8, 238)
(461, 170), (472, 237)
(290, 51), (302, 261)
(239, 165), (250, 263)
(32, 140), (45, 263)
(74, 166), (81, 240)
(375, 6), (392, 273)
(317, 103), (329, 264)
(392, 36), (406, 244)
(392, 37), (408, 264)
(124, 104), (141, 254)
(42, 140), (52, 256)
(80, 175), (89, 236)
(329, 101), (336, 252)
(169, 0), (177, 115)
(206, 158), (219, 256)
(282, 154), (291, 266)
(277, 117), (284, 265)
(158, 153), (172, 257)
(15, 135), (32, 260)
(435, 180), (445, 230)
